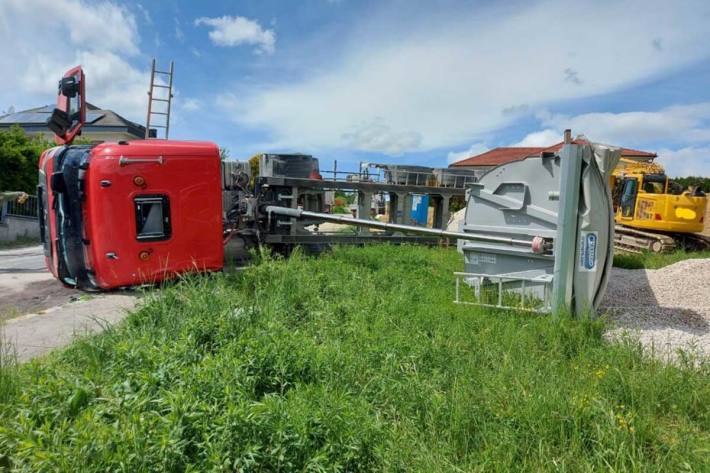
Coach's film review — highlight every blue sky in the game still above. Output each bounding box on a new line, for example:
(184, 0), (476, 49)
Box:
(2, 0), (710, 176)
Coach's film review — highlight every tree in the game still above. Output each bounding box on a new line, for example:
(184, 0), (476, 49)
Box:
(334, 189), (355, 204)
(0, 125), (52, 193)
(248, 153), (262, 186)
(672, 176), (710, 193)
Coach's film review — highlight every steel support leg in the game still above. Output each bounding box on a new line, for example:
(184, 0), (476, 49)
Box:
(551, 143), (582, 317)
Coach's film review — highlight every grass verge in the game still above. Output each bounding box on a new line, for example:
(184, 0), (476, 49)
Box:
(613, 248), (710, 269)
(0, 236), (39, 251)
(0, 245), (708, 471)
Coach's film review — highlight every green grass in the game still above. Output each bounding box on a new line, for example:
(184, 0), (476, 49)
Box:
(0, 245), (708, 471)
(0, 236), (39, 250)
(613, 249), (710, 269)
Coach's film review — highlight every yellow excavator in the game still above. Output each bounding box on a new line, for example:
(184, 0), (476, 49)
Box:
(611, 158), (709, 252)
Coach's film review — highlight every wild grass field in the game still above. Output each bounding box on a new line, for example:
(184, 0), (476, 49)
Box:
(0, 245), (708, 471)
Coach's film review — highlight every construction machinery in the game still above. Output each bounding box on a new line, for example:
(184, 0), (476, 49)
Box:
(611, 158), (708, 252)
(39, 66), (617, 316)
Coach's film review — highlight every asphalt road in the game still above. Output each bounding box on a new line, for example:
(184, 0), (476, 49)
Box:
(0, 244), (46, 273)
(0, 245), (138, 362)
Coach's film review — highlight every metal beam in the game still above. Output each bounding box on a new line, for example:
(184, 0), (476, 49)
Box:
(265, 206), (542, 250)
(551, 140), (583, 316)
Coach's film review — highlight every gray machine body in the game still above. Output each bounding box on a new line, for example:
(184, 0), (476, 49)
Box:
(259, 153), (320, 179)
(459, 143), (620, 314)
(432, 167), (478, 188)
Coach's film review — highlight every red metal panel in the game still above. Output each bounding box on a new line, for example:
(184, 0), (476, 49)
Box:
(38, 147), (60, 279)
(83, 140), (224, 289)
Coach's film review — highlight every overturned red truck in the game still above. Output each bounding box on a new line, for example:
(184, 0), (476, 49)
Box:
(39, 67), (497, 290)
(39, 68), (224, 289)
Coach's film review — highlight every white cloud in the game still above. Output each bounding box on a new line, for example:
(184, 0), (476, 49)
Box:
(0, 0), (139, 55)
(512, 129), (561, 147)
(0, 0), (150, 123)
(181, 98), (202, 112)
(518, 103), (710, 174)
(215, 93), (240, 110)
(175, 17), (184, 41)
(538, 103), (710, 148)
(656, 147), (710, 177)
(341, 118), (421, 155)
(447, 142), (489, 164)
(227, 0), (710, 154)
(136, 3), (153, 25)
(195, 16), (275, 54)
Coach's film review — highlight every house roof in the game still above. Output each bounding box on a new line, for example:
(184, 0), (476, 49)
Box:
(450, 147), (545, 167)
(0, 103), (149, 138)
(542, 141), (657, 158)
(450, 141), (657, 167)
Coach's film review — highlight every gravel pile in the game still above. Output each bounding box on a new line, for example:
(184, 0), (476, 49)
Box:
(446, 209), (708, 360)
(601, 258), (710, 361)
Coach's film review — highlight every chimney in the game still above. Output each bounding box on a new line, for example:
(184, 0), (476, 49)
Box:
(563, 129), (572, 144)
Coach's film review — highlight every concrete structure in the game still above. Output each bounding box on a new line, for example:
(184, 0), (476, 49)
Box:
(450, 140), (656, 174)
(0, 196), (39, 242)
(0, 215), (39, 241)
(0, 103), (153, 142)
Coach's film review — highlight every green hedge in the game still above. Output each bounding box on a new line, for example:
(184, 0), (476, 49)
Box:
(0, 125), (53, 194)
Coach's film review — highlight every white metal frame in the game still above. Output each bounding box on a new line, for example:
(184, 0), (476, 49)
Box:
(453, 271), (553, 313)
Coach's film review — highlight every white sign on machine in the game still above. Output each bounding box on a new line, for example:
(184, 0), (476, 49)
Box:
(578, 231), (598, 272)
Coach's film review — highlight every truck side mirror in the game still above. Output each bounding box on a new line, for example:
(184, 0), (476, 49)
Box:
(59, 76), (79, 98)
(53, 66), (86, 145)
(47, 108), (71, 137)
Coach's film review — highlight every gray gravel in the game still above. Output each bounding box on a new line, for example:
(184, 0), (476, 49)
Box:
(447, 210), (710, 360)
(601, 259), (710, 361)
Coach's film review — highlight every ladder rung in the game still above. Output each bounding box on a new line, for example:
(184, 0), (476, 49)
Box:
(149, 125), (167, 128)
(154, 70), (172, 75)
(151, 98), (170, 102)
(150, 112), (169, 116)
(152, 84), (170, 89)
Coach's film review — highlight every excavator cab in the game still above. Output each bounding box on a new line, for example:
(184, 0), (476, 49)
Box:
(618, 177), (638, 218)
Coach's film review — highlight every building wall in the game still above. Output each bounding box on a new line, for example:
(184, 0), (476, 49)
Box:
(0, 216), (39, 241)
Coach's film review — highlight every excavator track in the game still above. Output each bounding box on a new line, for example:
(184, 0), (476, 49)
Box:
(614, 224), (710, 253)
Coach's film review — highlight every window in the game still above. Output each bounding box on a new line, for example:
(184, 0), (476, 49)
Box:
(620, 178), (637, 217)
(642, 174), (667, 194)
(134, 195), (171, 241)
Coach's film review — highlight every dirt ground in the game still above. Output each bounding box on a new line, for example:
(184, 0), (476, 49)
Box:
(0, 279), (78, 318)
(0, 245), (138, 361)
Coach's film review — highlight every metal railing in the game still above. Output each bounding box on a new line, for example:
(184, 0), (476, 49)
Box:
(318, 165), (478, 189)
(454, 271), (553, 313)
(3, 195), (39, 220)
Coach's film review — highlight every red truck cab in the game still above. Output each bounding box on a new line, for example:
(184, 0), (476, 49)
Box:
(39, 67), (224, 290)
